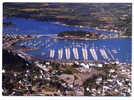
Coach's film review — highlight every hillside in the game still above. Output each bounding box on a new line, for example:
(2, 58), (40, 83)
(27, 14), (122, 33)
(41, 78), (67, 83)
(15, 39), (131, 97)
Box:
(3, 3), (132, 36)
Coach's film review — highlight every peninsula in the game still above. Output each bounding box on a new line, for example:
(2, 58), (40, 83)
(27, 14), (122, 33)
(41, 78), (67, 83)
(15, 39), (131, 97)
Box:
(57, 30), (119, 40)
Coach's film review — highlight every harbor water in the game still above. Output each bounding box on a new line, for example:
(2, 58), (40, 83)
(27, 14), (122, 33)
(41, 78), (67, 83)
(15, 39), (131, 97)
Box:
(3, 17), (132, 64)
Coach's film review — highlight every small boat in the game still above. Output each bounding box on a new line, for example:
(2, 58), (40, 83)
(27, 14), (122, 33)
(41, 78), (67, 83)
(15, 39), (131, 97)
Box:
(112, 49), (118, 54)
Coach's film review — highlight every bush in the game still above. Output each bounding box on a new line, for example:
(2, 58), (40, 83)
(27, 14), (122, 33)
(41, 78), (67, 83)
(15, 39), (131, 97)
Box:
(63, 65), (80, 74)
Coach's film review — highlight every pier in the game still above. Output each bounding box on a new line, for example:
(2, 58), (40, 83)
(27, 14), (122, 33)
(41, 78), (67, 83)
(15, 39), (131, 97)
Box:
(65, 48), (70, 60)
(48, 47), (116, 61)
(73, 48), (79, 60)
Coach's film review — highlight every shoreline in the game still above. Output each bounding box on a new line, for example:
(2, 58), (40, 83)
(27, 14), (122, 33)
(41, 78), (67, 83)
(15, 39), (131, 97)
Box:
(4, 16), (122, 35)
(2, 48), (131, 96)
(3, 34), (131, 64)
(51, 35), (131, 41)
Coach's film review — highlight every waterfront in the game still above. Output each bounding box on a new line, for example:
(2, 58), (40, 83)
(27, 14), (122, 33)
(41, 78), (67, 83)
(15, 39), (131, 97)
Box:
(2, 3), (132, 96)
(16, 36), (131, 64)
(3, 17), (131, 64)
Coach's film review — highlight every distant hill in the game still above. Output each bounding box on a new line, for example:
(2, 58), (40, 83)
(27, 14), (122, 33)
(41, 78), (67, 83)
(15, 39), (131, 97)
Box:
(3, 3), (132, 36)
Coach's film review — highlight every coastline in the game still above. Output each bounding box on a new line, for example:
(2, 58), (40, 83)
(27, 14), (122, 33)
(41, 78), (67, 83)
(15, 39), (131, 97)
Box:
(2, 3), (132, 96)
(3, 33), (131, 54)
(53, 35), (131, 41)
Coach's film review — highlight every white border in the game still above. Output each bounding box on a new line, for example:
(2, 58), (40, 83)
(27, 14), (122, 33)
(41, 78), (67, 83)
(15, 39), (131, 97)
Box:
(0, 0), (133, 100)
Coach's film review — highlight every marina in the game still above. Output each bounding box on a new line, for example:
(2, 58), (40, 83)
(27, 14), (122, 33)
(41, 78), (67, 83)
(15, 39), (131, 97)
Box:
(43, 47), (121, 62)
(15, 36), (131, 64)
(2, 3), (132, 96)
(3, 17), (131, 64)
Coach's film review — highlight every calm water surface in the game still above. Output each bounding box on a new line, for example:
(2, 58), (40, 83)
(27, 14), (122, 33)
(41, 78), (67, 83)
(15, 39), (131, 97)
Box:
(17, 37), (131, 63)
(3, 17), (131, 64)
(3, 17), (117, 35)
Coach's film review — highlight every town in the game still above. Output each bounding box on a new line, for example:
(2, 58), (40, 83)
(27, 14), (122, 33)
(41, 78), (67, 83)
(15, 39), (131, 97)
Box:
(2, 3), (132, 96)
(2, 34), (131, 96)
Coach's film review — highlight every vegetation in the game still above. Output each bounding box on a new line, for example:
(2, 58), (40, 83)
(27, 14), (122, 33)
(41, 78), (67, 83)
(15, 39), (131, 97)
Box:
(116, 16), (132, 36)
(58, 30), (90, 37)
(3, 3), (132, 36)
(58, 30), (100, 39)
(95, 64), (118, 74)
(63, 65), (80, 74)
